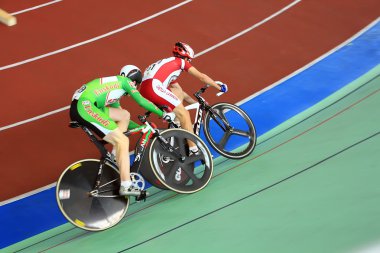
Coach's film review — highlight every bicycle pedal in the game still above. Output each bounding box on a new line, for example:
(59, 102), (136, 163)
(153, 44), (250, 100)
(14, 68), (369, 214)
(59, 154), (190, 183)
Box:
(135, 190), (148, 202)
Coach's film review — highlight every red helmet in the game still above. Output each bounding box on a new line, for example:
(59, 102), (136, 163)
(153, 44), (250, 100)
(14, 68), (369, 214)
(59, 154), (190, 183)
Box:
(172, 42), (195, 60)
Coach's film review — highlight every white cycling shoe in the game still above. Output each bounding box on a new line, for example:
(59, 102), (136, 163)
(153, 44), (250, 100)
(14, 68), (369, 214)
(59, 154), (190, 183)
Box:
(119, 184), (141, 196)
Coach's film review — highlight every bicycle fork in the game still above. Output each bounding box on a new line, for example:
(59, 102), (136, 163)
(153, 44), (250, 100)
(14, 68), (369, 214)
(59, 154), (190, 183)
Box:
(210, 109), (233, 132)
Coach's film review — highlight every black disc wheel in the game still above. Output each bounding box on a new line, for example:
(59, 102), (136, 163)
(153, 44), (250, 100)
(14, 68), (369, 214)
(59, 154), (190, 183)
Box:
(204, 102), (256, 159)
(140, 129), (213, 194)
(56, 159), (128, 231)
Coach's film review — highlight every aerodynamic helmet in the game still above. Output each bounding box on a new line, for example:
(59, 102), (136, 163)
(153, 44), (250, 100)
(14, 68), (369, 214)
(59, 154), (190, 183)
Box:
(172, 42), (195, 60)
(119, 65), (143, 84)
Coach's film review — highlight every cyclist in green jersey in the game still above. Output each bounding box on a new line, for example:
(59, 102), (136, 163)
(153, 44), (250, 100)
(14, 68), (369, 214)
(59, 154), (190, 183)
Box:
(70, 65), (175, 196)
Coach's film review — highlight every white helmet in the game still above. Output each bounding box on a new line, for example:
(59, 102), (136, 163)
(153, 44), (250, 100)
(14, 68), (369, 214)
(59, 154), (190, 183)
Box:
(120, 65), (143, 84)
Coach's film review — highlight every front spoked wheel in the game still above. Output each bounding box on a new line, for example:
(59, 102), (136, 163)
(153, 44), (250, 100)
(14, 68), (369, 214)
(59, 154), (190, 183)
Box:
(56, 159), (129, 231)
(140, 129), (213, 194)
(204, 102), (256, 159)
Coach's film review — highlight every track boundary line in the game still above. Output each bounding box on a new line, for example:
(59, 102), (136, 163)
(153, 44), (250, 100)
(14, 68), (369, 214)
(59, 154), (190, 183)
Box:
(195, 0), (301, 58)
(10, 0), (62, 15)
(0, 0), (192, 71)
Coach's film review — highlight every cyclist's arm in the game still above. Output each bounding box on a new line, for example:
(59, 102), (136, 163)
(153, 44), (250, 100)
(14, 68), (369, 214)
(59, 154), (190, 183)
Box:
(188, 66), (221, 90)
(128, 88), (164, 117)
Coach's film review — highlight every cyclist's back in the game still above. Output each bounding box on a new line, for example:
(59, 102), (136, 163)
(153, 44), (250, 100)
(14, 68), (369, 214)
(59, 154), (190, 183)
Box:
(73, 76), (136, 108)
(142, 56), (192, 89)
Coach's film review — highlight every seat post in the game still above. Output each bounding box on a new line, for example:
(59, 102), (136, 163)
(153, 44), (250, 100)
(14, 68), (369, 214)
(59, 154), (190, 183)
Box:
(69, 121), (109, 159)
(82, 127), (109, 159)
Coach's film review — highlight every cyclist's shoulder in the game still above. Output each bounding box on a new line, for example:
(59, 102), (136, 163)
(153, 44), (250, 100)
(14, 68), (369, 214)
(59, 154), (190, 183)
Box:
(116, 75), (131, 83)
(117, 76), (140, 96)
(86, 76), (120, 86)
(154, 56), (177, 65)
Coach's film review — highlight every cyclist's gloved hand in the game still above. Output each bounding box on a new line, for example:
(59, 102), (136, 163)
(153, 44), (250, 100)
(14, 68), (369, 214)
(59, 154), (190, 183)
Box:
(163, 111), (176, 123)
(216, 81), (228, 93)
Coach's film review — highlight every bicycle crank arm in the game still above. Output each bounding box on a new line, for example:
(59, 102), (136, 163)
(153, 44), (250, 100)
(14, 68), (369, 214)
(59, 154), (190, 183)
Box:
(89, 193), (121, 198)
(89, 191), (149, 199)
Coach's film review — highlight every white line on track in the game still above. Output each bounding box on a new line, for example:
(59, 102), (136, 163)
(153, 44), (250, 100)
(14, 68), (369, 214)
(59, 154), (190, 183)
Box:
(0, 0), (192, 71)
(0, 106), (70, 132)
(0, 0), (300, 132)
(10, 0), (62, 16)
(195, 0), (301, 58)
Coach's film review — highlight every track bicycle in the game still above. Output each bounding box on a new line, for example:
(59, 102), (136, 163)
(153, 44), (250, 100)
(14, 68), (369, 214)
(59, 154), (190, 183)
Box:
(56, 111), (213, 231)
(171, 85), (257, 159)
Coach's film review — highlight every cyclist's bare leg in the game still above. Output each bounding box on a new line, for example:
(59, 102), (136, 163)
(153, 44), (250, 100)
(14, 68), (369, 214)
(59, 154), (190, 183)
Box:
(170, 83), (184, 126)
(171, 83), (197, 151)
(173, 103), (197, 150)
(103, 129), (130, 182)
(107, 108), (132, 183)
(108, 108), (130, 158)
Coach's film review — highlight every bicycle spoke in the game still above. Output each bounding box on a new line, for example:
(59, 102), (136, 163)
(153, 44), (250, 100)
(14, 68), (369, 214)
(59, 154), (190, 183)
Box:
(214, 107), (230, 125)
(184, 154), (203, 165)
(177, 137), (188, 155)
(182, 167), (202, 187)
(232, 128), (253, 138)
(217, 131), (232, 149)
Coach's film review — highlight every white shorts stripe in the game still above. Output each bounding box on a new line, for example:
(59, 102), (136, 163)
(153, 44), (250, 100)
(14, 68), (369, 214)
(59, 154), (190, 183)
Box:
(152, 79), (181, 107)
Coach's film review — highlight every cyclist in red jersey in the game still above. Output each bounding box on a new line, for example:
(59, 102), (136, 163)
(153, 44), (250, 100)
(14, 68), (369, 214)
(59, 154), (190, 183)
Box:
(140, 42), (228, 154)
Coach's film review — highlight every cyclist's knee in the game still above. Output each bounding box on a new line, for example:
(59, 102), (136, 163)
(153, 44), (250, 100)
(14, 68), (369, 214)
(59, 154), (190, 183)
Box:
(174, 106), (190, 120)
(173, 104), (185, 115)
(109, 107), (130, 122)
(104, 129), (129, 146)
(115, 133), (129, 147)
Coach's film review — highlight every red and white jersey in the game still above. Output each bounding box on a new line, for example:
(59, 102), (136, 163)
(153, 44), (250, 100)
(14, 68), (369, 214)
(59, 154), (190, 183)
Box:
(142, 57), (192, 89)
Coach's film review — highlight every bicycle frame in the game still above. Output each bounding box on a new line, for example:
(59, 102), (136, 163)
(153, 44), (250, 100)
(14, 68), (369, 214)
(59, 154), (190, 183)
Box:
(184, 102), (203, 136)
(69, 122), (151, 196)
(175, 85), (231, 136)
(72, 112), (186, 192)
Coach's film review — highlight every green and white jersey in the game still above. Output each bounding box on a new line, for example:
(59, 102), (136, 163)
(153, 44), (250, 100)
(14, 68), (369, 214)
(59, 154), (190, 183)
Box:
(73, 75), (163, 117)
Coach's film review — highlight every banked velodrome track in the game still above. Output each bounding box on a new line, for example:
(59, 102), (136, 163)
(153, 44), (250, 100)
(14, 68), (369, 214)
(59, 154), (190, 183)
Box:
(1, 0), (380, 251)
